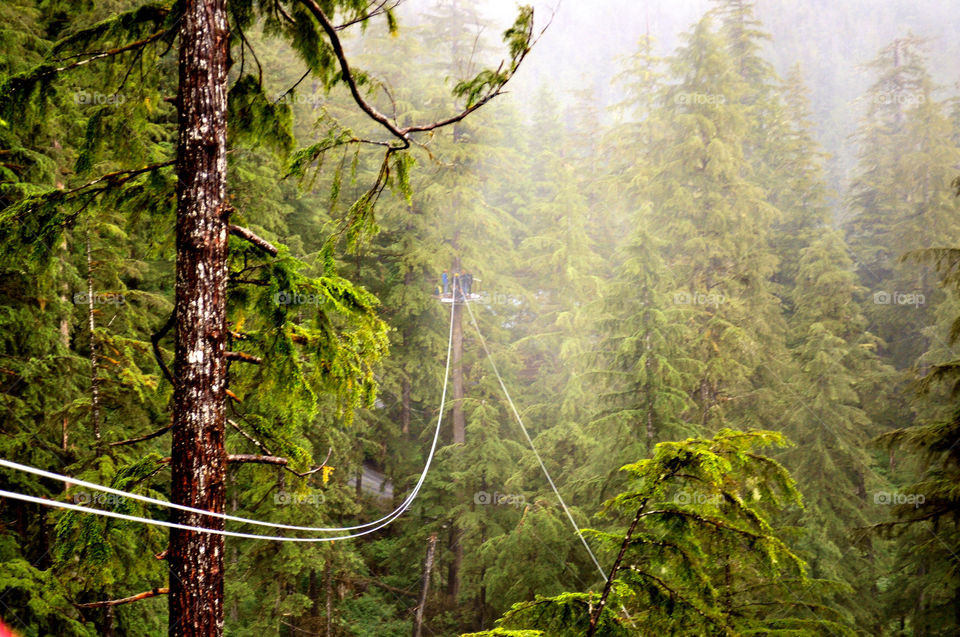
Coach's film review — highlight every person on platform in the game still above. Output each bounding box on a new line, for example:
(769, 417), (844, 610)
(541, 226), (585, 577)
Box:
(462, 271), (473, 295)
(441, 270), (449, 295)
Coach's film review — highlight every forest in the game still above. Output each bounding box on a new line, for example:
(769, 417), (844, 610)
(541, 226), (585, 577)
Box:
(0, 0), (959, 635)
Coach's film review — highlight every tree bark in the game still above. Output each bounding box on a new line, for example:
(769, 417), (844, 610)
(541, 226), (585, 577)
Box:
(168, 1), (230, 635)
(412, 533), (437, 637)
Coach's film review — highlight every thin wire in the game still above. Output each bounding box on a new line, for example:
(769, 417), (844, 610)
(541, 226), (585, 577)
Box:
(462, 297), (609, 581)
(0, 292), (457, 541)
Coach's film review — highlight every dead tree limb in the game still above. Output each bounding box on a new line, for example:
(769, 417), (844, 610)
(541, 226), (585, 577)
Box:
(74, 587), (169, 609)
(150, 310), (175, 386)
(412, 532), (438, 637)
(225, 351), (262, 365)
(229, 224), (278, 257)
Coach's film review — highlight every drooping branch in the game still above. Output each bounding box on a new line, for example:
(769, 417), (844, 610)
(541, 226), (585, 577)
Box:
(74, 587), (169, 608)
(228, 224), (278, 257)
(297, 0), (543, 149)
(298, 0), (408, 146)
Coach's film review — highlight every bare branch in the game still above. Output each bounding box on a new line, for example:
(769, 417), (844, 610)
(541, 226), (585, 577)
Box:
(66, 161), (175, 196)
(229, 224), (278, 257)
(109, 424), (171, 447)
(74, 587), (169, 608)
(225, 351), (263, 365)
(150, 309), (175, 386)
(48, 30), (168, 77)
(226, 453), (290, 465)
(226, 418), (333, 478)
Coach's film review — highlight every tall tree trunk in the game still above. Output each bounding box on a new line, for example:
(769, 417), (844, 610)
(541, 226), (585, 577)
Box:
(168, 1), (230, 635)
(412, 533), (437, 637)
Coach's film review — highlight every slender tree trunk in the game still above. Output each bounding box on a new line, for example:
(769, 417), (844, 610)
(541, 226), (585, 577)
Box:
(586, 500), (648, 637)
(103, 606), (114, 637)
(85, 232), (101, 448)
(324, 558), (334, 637)
(446, 254), (465, 606)
(451, 300), (464, 444)
(229, 472), (239, 624)
(60, 271), (71, 454)
(401, 269), (412, 436)
(450, 251), (465, 445)
(445, 524), (462, 605)
(168, 1), (230, 635)
(412, 533), (437, 637)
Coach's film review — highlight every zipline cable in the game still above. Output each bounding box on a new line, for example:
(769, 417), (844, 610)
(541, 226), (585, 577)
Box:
(0, 288), (458, 540)
(462, 296), (609, 581)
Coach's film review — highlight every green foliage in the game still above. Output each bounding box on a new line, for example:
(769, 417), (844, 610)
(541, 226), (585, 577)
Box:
(486, 431), (854, 636)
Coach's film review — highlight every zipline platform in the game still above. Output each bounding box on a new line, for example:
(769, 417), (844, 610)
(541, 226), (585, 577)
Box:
(436, 293), (482, 304)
